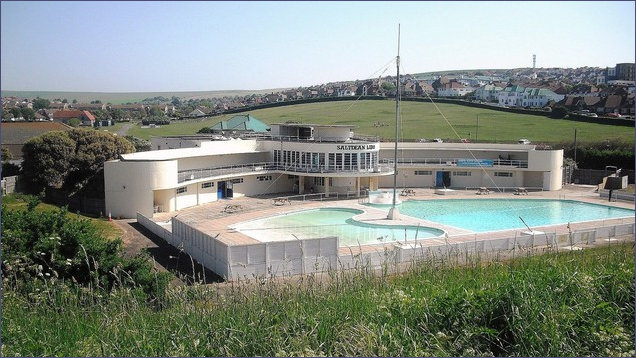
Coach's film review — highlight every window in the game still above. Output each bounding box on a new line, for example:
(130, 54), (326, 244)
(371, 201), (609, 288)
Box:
(414, 170), (432, 176)
(231, 178), (243, 184)
(328, 153), (336, 170)
(452, 171), (471, 176)
(313, 177), (325, 186)
(176, 186), (187, 194)
(201, 182), (213, 189)
(257, 175), (272, 181)
(494, 172), (513, 177)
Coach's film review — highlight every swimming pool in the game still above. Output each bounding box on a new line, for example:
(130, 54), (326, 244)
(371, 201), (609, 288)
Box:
(231, 207), (444, 246)
(367, 199), (635, 232)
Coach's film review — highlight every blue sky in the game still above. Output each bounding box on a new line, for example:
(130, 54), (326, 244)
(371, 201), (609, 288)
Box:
(1, 1), (634, 92)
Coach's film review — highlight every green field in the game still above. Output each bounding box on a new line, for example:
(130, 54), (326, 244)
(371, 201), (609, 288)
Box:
(118, 100), (634, 144)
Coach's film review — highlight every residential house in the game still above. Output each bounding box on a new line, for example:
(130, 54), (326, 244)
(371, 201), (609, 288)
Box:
(71, 103), (107, 111)
(437, 82), (473, 97)
(497, 85), (564, 108)
(474, 84), (503, 102)
(417, 81), (435, 96)
(188, 106), (213, 117)
(52, 110), (96, 126)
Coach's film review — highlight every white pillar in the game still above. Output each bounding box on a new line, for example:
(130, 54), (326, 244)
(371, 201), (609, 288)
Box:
(324, 177), (330, 197)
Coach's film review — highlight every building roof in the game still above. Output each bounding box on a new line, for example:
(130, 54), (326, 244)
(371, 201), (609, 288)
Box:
(119, 138), (265, 161)
(210, 114), (270, 132)
(52, 110), (84, 119)
(82, 110), (95, 121)
(0, 121), (72, 158)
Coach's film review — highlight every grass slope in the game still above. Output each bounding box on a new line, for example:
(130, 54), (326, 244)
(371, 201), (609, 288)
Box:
(120, 100), (635, 144)
(2, 243), (634, 356)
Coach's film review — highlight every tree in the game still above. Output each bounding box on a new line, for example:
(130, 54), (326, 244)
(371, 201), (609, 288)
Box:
(62, 98), (68, 103)
(68, 118), (81, 127)
(10, 107), (22, 119)
(20, 107), (36, 120)
(110, 108), (125, 120)
(22, 131), (76, 191)
(381, 81), (396, 91)
(21, 129), (135, 195)
(1, 108), (12, 120)
(32, 98), (51, 110)
(64, 129), (135, 193)
(148, 106), (165, 117)
(550, 106), (568, 119)
(1, 146), (13, 162)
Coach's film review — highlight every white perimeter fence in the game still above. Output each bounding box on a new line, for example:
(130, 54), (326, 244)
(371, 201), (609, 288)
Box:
(137, 212), (634, 281)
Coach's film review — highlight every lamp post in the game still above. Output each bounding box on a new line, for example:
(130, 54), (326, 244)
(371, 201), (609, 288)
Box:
(476, 114), (479, 143)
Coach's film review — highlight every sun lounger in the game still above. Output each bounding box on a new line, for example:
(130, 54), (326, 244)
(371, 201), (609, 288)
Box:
(476, 187), (490, 195)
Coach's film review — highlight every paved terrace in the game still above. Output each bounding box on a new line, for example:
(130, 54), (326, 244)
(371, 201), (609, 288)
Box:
(150, 185), (634, 257)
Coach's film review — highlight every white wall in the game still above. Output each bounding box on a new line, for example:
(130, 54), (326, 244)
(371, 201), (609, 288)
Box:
(104, 159), (178, 218)
(198, 182), (218, 204)
(175, 183), (198, 210)
(528, 150), (563, 190)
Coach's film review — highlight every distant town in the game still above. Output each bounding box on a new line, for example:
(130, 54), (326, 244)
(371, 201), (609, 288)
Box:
(2, 63), (634, 127)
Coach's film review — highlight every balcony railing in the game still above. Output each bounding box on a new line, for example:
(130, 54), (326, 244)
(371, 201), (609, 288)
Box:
(178, 161), (393, 183)
(380, 157), (529, 168)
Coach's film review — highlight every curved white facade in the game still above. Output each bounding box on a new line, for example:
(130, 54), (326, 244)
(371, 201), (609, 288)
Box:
(105, 125), (564, 218)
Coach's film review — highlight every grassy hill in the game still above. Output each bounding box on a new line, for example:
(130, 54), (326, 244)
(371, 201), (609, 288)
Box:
(0, 89), (289, 104)
(119, 99), (635, 144)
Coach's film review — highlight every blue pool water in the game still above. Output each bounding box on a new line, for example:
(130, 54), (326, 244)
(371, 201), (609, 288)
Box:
(367, 199), (634, 232)
(231, 207), (444, 246)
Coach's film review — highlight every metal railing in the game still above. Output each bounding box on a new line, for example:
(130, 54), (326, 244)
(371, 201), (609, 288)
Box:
(240, 132), (378, 143)
(381, 157), (529, 168)
(178, 161), (393, 183)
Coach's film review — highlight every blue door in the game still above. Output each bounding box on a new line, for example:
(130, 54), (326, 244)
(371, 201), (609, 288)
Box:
(218, 181), (225, 199)
(436, 171), (444, 187)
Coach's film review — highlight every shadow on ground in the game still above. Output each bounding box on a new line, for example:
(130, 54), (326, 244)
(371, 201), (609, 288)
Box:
(126, 221), (224, 284)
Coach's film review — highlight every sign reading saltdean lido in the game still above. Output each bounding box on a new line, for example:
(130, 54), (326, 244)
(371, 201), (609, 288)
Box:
(336, 144), (376, 151)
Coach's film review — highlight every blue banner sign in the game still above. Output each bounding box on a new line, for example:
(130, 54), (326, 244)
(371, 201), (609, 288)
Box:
(457, 159), (494, 167)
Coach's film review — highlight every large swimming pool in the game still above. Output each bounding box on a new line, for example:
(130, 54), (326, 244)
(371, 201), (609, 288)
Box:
(367, 199), (635, 232)
(231, 207), (444, 246)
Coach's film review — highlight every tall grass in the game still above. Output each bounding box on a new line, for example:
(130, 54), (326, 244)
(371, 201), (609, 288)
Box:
(2, 243), (634, 357)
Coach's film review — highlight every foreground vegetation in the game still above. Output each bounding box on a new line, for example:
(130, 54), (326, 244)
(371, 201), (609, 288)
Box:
(2, 220), (633, 357)
(121, 100), (635, 144)
(1, 194), (122, 240)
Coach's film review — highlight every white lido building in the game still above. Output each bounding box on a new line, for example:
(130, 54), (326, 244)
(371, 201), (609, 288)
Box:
(104, 123), (563, 218)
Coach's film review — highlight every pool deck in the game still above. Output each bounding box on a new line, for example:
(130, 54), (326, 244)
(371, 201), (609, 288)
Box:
(150, 185), (634, 255)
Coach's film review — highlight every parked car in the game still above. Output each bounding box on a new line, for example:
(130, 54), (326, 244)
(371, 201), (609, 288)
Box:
(431, 138), (443, 143)
(518, 138), (531, 144)
(607, 113), (622, 118)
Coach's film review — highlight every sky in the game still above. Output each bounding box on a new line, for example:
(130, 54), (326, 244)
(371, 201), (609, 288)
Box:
(1, 1), (634, 92)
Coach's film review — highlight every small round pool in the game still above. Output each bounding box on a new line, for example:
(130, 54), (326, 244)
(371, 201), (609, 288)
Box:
(230, 207), (444, 246)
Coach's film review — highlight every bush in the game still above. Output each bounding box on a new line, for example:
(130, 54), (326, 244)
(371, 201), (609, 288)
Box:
(0, 197), (170, 299)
